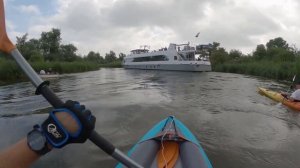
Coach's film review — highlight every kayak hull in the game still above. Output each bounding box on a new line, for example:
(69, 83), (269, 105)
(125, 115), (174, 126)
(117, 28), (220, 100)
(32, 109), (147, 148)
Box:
(258, 87), (300, 111)
(116, 116), (213, 168)
(258, 87), (284, 102)
(282, 98), (300, 111)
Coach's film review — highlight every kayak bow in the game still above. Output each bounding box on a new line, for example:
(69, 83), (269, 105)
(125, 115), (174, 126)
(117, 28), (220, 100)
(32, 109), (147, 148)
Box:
(258, 87), (284, 102)
(116, 116), (213, 168)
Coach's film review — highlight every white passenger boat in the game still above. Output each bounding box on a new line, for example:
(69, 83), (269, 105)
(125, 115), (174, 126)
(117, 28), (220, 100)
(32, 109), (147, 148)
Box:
(123, 43), (212, 72)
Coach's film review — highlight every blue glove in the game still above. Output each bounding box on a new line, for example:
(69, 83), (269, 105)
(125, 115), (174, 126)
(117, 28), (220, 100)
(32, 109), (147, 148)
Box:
(41, 100), (96, 148)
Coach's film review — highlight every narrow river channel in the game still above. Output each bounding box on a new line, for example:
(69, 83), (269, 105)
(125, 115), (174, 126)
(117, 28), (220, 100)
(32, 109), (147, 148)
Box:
(1, 68), (300, 168)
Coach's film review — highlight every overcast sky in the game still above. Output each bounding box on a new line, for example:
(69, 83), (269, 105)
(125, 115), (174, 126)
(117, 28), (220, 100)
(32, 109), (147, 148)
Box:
(4, 0), (300, 56)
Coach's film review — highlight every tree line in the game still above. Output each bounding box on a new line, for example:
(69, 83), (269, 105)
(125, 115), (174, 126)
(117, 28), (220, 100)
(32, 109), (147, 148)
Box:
(208, 37), (300, 66)
(209, 37), (300, 80)
(2, 27), (300, 84)
(7, 28), (125, 64)
(0, 28), (127, 84)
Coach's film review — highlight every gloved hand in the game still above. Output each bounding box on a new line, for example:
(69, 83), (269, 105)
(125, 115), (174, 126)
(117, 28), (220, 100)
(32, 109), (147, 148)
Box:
(41, 100), (96, 148)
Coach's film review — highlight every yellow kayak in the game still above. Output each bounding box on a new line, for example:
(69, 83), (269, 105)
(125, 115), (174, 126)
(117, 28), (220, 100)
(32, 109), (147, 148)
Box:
(258, 87), (285, 102)
(258, 87), (300, 111)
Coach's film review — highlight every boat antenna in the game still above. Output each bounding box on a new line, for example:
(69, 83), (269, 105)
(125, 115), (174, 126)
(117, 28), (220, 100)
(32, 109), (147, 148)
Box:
(140, 45), (150, 50)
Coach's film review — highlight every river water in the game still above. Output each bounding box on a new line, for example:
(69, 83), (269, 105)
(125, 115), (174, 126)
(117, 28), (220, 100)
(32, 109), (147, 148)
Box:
(1, 68), (300, 168)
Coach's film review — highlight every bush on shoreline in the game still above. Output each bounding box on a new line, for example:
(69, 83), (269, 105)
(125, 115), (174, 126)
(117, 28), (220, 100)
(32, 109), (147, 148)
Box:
(213, 60), (296, 81)
(0, 27), (124, 85)
(3, 29), (300, 86)
(210, 37), (300, 82)
(31, 61), (101, 74)
(0, 58), (110, 85)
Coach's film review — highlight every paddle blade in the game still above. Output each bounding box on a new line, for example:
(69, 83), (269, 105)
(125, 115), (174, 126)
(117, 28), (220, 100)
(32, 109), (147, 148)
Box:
(0, 0), (15, 53)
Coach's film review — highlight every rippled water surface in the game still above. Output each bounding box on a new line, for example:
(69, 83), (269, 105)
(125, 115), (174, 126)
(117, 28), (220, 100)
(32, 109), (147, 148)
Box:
(1, 68), (300, 168)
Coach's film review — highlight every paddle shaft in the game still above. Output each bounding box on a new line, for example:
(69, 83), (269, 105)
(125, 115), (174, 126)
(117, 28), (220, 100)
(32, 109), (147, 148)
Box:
(287, 75), (297, 93)
(10, 49), (143, 168)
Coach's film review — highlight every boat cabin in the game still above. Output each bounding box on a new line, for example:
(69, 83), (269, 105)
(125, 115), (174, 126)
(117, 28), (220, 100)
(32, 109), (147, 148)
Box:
(130, 49), (149, 55)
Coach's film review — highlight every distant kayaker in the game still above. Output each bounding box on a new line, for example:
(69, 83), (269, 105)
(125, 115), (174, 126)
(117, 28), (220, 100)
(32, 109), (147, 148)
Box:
(39, 69), (46, 75)
(0, 100), (96, 168)
(282, 83), (300, 102)
(289, 83), (300, 101)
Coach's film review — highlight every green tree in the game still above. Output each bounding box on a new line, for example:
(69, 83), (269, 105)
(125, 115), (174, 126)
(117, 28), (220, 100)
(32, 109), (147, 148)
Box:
(253, 44), (267, 60)
(118, 53), (126, 61)
(290, 44), (299, 56)
(268, 47), (295, 62)
(212, 42), (220, 50)
(86, 51), (96, 60)
(95, 53), (105, 63)
(266, 37), (289, 50)
(265, 37), (295, 61)
(59, 44), (78, 62)
(228, 49), (242, 60)
(39, 28), (61, 61)
(85, 51), (104, 63)
(210, 47), (228, 67)
(16, 34), (42, 61)
(16, 33), (27, 48)
(0, 51), (9, 58)
(16, 33), (30, 60)
(207, 42), (220, 57)
(105, 50), (117, 63)
(29, 50), (44, 62)
(27, 39), (40, 50)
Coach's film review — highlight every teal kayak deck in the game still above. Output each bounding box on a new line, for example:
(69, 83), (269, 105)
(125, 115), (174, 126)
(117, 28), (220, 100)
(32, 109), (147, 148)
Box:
(116, 116), (212, 168)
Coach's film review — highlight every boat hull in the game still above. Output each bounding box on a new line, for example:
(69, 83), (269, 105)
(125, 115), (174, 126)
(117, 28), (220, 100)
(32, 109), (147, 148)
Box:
(116, 116), (213, 168)
(123, 63), (212, 72)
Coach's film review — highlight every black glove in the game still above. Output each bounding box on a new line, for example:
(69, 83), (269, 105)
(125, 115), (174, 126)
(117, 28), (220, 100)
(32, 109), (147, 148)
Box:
(41, 100), (96, 148)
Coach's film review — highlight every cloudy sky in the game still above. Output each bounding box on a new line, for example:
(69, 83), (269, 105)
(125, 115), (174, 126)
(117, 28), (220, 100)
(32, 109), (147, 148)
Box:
(4, 0), (300, 56)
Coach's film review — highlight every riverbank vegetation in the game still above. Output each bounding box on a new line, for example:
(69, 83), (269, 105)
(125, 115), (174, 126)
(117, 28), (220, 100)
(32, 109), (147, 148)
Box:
(209, 37), (300, 82)
(2, 27), (299, 85)
(0, 28), (123, 85)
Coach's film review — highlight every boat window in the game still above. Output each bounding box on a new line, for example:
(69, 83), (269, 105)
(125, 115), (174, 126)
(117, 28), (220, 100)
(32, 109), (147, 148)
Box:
(132, 55), (168, 62)
(131, 49), (149, 54)
(174, 56), (177, 60)
(178, 53), (186, 60)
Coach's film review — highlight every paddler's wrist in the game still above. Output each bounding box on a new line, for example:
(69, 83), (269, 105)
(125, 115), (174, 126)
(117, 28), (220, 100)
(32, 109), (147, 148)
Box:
(26, 125), (52, 155)
(27, 111), (78, 155)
